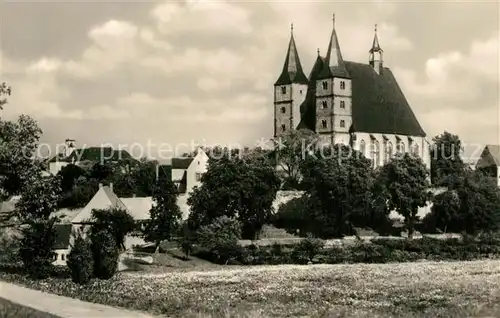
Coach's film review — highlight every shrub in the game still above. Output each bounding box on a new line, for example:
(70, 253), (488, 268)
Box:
(292, 237), (324, 264)
(90, 230), (119, 279)
(196, 216), (243, 264)
(67, 235), (94, 284)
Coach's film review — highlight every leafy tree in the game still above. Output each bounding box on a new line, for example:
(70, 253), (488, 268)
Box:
(143, 180), (182, 252)
(89, 162), (114, 182)
(58, 177), (99, 209)
(0, 82), (11, 110)
(90, 207), (135, 251)
(273, 195), (314, 237)
(57, 164), (86, 193)
(424, 189), (461, 233)
(16, 173), (62, 222)
(430, 132), (466, 186)
(89, 229), (119, 279)
(67, 234), (94, 284)
(299, 144), (374, 238)
(196, 216), (242, 264)
(272, 129), (318, 190)
(187, 152), (280, 239)
(376, 153), (431, 239)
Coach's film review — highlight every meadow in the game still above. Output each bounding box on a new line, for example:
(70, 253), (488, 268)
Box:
(1, 259), (500, 317)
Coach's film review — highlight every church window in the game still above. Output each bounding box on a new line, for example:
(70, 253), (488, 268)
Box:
(340, 120), (345, 128)
(413, 144), (420, 156)
(281, 124), (286, 132)
(340, 100), (345, 109)
(322, 101), (327, 109)
(385, 141), (393, 163)
(281, 107), (286, 113)
(372, 140), (380, 167)
(397, 141), (405, 153)
(322, 81), (328, 90)
(340, 81), (346, 90)
(321, 120), (327, 129)
(281, 86), (286, 94)
(359, 140), (366, 156)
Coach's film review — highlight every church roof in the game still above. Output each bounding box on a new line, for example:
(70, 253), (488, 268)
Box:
(274, 27), (309, 86)
(48, 147), (134, 163)
(298, 61), (426, 137)
(318, 18), (350, 80)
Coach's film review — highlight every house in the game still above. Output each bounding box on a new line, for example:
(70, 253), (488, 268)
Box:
(52, 223), (72, 266)
(155, 147), (209, 195)
(475, 145), (500, 186)
(273, 16), (430, 169)
(47, 139), (135, 175)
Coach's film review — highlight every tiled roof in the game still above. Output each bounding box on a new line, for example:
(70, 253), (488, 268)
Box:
(48, 147), (134, 163)
(54, 223), (72, 249)
(275, 30), (309, 86)
(298, 60), (426, 137)
(476, 145), (500, 168)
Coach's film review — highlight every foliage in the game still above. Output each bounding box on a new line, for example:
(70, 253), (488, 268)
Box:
(110, 158), (157, 197)
(89, 163), (114, 182)
(376, 153), (431, 238)
(57, 164), (86, 193)
(178, 221), (196, 259)
(90, 207), (135, 251)
(0, 115), (43, 199)
(423, 190), (461, 233)
(273, 195), (315, 237)
(271, 129), (319, 190)
(143, 181), (182, 251)
(430, 132), (466, 186)
(58, 176), (99, 209)
(0, 81), (11, 110)
(16, 174), (62, 222)
(299, 144), (374, 238)
(292, 237), (325, 263)
(187, 152), (280, 239)
(89, 229), (119, 280)
(18, 219), (57, 279)
(67, 234), (94, 285)
(196, 216), (243, 264)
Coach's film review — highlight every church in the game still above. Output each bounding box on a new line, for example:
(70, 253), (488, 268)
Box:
(273, 15), (430, 169)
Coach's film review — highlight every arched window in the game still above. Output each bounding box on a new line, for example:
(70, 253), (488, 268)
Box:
(340, 81), (345, 90)
(281, 86), (286, 94)
(281, 124), (286, 132)
(322, 101), (327, 109)
(281, 106), (286, 113)
(340, 120), (345, 128)
(413, 144), (420, 156)
(397, 141), (405, 153)
(340, 100), (345, 109)
(322, 81), (328, 90)
(359, 140), (366, 156)
(372, 140), (380, 167)
(385, 141), (393, 163)
(321, 120), (327, 129)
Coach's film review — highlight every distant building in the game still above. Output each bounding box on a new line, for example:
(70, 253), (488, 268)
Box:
(475, 145), (500, 186)
(52, 224), (72, 266)
(273, 15), (430, 169)
(46, 138), (135, 175)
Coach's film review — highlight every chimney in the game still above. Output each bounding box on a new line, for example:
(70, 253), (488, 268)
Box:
(109, 183), (113, 192)
(99, 183), (103, 189)
(64, 139), (76, 157)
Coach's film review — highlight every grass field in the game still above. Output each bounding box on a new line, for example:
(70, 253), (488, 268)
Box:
(2, 259), (500, 317)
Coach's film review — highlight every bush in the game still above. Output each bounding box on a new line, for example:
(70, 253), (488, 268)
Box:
(292, 237), (324, 264)
(90, 230), (119, 279)
(196, 216), (243, 264)
(67, 235), (94, 284)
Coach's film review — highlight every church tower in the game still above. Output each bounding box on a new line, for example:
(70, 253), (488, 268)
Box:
(369, 24), (383, 74)
(274, 24), (308, 138)
(315, 14), (352, 146)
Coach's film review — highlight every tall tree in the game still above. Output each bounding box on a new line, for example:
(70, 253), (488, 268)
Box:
(143, 180), (182, 252)
(90, 207), (135, 251)
(187, 151), (280, 239)
(376, 153), (431, 238)
(430, 131), (466, 186)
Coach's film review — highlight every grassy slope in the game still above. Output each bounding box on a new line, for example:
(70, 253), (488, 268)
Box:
(0, 298), (60, 318)
(2, 260), (500, 317)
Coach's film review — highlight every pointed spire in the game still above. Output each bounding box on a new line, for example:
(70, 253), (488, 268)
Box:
(370, 23), (383, 53)
(274, 24), (308, 86)
(317, 48), (320, 56)
(320, 13), (350, 79)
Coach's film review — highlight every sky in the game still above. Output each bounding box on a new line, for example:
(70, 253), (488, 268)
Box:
(0, 0), (498, 161)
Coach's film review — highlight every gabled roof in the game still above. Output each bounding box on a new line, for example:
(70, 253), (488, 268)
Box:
(298, 61), (426, 137)
(476, 145), (500, 168)
(54, 223), (72, 249)
(48, 147), (134, 163)
(274, 27), (309, 86)
(171, 157), (194, 169)
(71, 186), (128, 223)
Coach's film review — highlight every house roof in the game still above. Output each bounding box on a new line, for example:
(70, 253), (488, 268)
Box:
(274, 28), (309, 86)
(476, 145), (500, 168)
(51, 208), (81, 223)
(54, 223), (72, 249)
(298, 60), (426, 137)
(48, 147), (134, 163)
(120, 197), (155, 221)
(71, 186), (128, 223)
(171, 157), (194, 169)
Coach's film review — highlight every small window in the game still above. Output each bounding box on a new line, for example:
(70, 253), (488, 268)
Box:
(281, 124), (286, 132)
(281, 86), (286, 94)
(61, 254), (65, 261)
(281, 106), (286, 113)
(340, 120), (345, 128)
(322, 81), (328, 90)
(340, 81), (345, 90)
(195, 172), (202, 181)
(359, 140), (366, 155)
(300, 90), (303, 94)
(340, 100), (345, 109)
(321, 120), (327, 129)
(321, 101), (327, 109)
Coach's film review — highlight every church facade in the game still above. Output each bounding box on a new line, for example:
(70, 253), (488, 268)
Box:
(273, 16), (430, 169)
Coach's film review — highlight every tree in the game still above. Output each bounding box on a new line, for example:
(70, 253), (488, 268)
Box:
(272, 129), (318, 190)
(143, 180), (182, 252)
(196, 216), (242, 264)
(90, 207), (135, 251)
(0, 82), (11, 110)
(57, 164), (86, 193)
(16, 173), (62, 222)
(89, 229), (119, 279)
(424, 189), (461, 233)
(89, 162), (114, 182)
(376, 153), (431, 239)
(67, 234), (94, 284)
(58, 176), (99, 209)
(430, 132), (466, 186)
(299, 144), (374, 238)
(187, 152), (280, 239)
